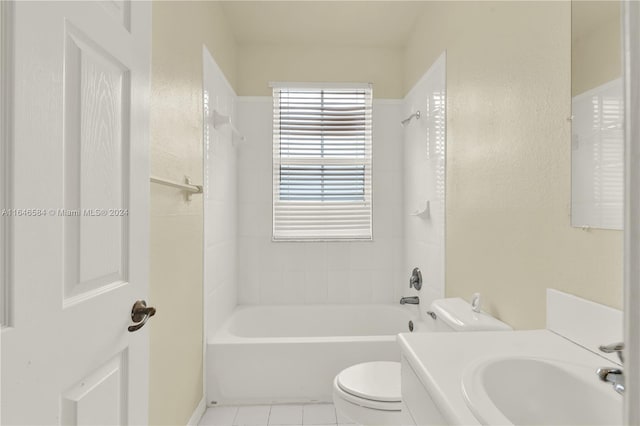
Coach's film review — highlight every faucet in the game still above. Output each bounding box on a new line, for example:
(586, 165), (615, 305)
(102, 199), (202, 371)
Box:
(597, 342), (625, 395)
(400, 296), (419, 305)
(600, 341), (624, 363)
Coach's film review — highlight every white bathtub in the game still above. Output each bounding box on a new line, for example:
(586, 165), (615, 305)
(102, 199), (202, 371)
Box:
(206, 304), (434, 405)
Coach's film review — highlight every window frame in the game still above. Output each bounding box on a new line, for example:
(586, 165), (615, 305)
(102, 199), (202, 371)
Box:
(271, 82), (373, 242)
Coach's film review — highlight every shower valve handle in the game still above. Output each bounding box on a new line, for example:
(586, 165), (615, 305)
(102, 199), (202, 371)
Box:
(409, 267), (422, 291)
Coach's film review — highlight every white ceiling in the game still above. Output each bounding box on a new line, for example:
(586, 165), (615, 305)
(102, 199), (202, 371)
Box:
(219, 1), (427, 48)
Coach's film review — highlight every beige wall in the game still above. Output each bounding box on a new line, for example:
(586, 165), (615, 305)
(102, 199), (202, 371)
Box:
(147, 4), (625, 420)
(236, 44), (404, 98)
(571, 1), (621, 96)
(404, 1), (622, 330)
(150, 2), (237, 425)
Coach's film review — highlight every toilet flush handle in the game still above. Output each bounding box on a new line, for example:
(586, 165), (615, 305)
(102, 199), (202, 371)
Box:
(471, 293), (482, 313)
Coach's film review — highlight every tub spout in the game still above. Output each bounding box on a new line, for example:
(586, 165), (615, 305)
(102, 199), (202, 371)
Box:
(400, 296), (420, 305)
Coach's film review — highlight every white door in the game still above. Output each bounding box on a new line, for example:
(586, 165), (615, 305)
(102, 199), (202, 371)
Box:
(1, 1), (152, 425)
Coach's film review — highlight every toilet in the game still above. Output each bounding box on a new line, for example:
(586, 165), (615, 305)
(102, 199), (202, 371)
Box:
(332, 297), (512, 425)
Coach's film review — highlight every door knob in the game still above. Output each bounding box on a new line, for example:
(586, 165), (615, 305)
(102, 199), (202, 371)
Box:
(128, 300), (156, 332)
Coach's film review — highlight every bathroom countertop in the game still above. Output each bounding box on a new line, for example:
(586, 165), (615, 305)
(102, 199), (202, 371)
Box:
(397, 329), (620, 425)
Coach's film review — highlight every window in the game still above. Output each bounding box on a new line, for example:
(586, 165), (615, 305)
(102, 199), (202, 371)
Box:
(272, 83), (373, 241)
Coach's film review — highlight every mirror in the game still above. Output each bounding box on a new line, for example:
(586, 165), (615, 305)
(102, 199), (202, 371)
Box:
(571, 1), (623, 230)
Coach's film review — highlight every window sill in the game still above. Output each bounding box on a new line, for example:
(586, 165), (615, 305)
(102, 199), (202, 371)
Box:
(271, 237), (374, 243)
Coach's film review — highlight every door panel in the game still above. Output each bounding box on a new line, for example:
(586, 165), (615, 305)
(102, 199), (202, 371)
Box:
(61, 352), (128, 426)
(63, 22), (130, 304)
(0, 0), (12, 330)
(1, 1), (151, 425)
(98, 0), (131, 32)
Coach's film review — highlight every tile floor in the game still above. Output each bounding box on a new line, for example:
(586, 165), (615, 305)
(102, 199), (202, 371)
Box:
(198, 403), (355, 426)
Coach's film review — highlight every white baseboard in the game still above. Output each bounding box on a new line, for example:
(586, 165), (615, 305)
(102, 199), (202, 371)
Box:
(187, 397), (206, 426)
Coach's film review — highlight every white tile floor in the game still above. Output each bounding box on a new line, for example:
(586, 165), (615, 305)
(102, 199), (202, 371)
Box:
(198, 403), (355, 426)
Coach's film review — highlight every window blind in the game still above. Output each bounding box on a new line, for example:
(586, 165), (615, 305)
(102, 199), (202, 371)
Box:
(272, 84), (373, 240)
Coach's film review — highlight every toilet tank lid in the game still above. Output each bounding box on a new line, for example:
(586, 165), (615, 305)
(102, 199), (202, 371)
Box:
(430, 298), (512, 331)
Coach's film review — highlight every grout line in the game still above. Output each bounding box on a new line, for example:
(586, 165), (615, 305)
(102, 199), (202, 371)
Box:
(209, 403), (341, 426)
(266, 404), (272, 426)
(231, 405), (239, 426)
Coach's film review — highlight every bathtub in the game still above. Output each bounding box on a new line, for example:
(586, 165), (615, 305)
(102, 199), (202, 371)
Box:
(206, 304), (434, 405)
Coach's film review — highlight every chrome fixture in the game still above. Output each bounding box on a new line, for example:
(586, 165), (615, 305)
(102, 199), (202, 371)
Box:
(400, 296), (420, 305)
(408, 320), (414, 332)
(401, 110), (421, 126)
(409, 267), (422, 291)
(426, 311), (437, 320)
(471, 293), (483, 313)
(597, 342), (625, 394)
(212, 110), (246, 144)
(150, 175), (203, 201)
(599, 342), (624, 363)
(597, 367), (625, 395)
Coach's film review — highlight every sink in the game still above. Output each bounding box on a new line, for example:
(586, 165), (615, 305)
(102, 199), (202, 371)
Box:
(462, 357), (622, 425)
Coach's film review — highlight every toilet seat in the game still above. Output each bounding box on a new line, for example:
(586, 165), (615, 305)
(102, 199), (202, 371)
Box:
(334, 361), (402, 411)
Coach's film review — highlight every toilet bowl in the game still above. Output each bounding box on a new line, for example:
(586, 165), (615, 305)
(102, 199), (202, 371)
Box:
(332, 361), (412, 426)
(332, 297), (512, 425)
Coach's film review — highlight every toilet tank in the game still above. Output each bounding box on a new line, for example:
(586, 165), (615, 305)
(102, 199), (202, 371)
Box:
(428, 298), (512, 332)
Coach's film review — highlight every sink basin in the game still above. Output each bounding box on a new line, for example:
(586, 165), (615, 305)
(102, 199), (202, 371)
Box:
(462, 357), (622, 425)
